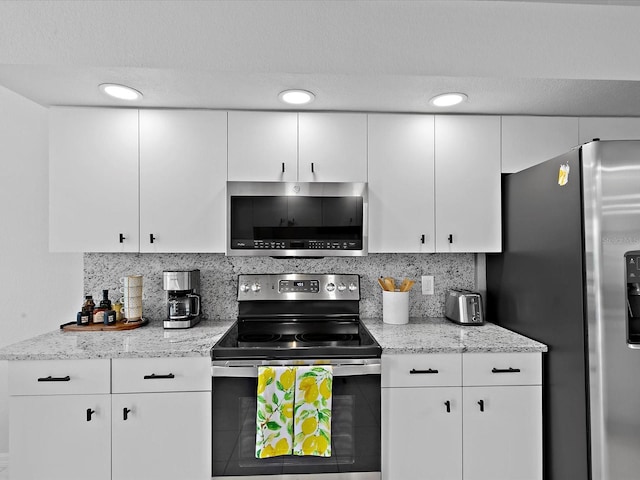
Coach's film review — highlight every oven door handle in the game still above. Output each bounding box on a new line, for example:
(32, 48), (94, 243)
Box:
(211, 363), (381, 378)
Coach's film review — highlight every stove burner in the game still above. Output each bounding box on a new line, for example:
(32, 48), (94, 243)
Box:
(237, 332), (282, 345)
(294, 332), (358, 345)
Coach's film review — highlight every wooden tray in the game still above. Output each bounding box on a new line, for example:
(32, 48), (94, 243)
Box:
(60, 318), (149, 332)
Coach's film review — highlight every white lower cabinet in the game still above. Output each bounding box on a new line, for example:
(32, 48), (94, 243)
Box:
(382, 352), (542, 480)
(8, 357), (212, 480)
(463, 385), (542, 480)
(112, 391), (211, 480)
(383, 386), (462, 480)
(111, 357), (212, 480)
(8, 359), (112, 480)
(9, 394), (111, 480)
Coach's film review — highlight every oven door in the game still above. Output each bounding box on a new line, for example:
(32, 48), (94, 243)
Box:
(211, 360), (381, 479)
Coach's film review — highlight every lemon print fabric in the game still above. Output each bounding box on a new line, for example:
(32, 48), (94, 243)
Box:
(293, 365), (333, 457)
(255, 366), (295, 458)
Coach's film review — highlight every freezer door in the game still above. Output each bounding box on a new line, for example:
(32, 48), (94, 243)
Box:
(583, 140), (640, 480)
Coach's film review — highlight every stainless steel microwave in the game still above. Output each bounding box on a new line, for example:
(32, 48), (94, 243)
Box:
(226, 181), (368, 257)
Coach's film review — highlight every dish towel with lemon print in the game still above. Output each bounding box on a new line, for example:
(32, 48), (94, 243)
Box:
(255, 365), (332, 458)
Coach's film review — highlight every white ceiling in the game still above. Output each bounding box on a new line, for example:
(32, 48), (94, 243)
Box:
(2, 0), (640, 116)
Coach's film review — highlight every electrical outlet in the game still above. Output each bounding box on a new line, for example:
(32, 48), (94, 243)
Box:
(422, 275), (434, 295)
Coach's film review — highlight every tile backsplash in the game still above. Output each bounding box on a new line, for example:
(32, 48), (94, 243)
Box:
(84, 253), (476, 322)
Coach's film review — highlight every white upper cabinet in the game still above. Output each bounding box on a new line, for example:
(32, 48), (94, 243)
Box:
(368, 114), (435, 252)
(49, 107), (139, 252)
(502, 116), (579, 173)
(579, 117), (640, 144)
(139, 110), (227, 253)
(228, 111), (367, 182)
(228, 111), (298, 182)
(435, 116), (501, 252)
(298, 112), (368, 182)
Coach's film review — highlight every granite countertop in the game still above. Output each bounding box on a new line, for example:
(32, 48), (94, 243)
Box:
(0, 319), (235, 361)
(361, 317), (547, 354)
(0, 317), (546, 361)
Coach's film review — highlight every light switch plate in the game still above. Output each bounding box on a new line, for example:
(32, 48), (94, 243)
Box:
(422, 275), (434, 295)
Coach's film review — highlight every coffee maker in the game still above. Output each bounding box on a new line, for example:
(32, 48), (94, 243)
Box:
(162, 269), (201, 329)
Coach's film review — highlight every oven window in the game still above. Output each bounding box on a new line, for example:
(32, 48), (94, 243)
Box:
(212, 374), (381, 476)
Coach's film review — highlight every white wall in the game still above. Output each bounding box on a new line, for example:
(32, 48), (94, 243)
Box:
(0, 85), (83, 456)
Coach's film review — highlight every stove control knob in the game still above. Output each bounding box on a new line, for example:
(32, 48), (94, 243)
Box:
(326, 282), (336, 292)
(348, 282), (358, 292)
(337, 282), (347, 292)
(239, 283), (250, 293)
(251, 282), (261, 293)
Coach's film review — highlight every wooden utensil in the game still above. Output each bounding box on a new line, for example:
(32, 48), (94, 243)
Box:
(400, 280), (415, 292)
(384, 277), (395, 291)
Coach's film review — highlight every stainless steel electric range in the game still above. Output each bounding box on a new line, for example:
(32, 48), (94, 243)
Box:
(211, 273), (382, 480)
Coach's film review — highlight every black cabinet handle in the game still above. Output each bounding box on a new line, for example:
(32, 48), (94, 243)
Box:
(448, 234), (453, 244)
(143, 373), (175, 380)
(86, 408), (95, 422)
(119, 233), (126, 243)
(123, 407), (131, 421)
(444, 400), (451, 413)
(421, 234), (425, 244)
(311, 162), (315, 173)
(37, 375), (70, 382)
(409, 368), (439, 374)
(491, 367), (521, 374)
(478, 399), (485, 412)
(282, 162), (285, 173)
(149, 234), (156, 244)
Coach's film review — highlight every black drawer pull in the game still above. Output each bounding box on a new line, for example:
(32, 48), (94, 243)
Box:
(444, 400), (451, 413)
(478, 399), (485, 412)
(143, 373), (175, 380)
(119, 233), (126, 243)
(420, 234), (425, 244)
(37, 375), (70, 382)
(86, 408), (95, 422)
(282, 162), (285, 173)
(123, 407), (131, 421)
(409, 368), (439, 374)
(491, 367), (521, 374)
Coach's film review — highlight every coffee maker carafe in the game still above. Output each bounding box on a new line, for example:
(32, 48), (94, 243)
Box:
(162, 270), (201, 329)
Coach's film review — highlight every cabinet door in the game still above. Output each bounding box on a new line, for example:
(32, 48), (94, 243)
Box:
(579, 117), (640, 143)
(463, 385), (542, 480)
(382, 387), (462, 480)
(435, 116), (501, 252)
(139, 110), (227, 253)
(9, 394), (111, 480)
(228, 111), (298, 182)
(112, 391), (211, 480)
(298, 113), (368, 182)
(49, 107), (139, 252)
(369, 114), (435, 252)
(502, 116), (578, 173)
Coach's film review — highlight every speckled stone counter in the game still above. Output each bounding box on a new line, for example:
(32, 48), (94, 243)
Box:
(0, 319), (235, 361)
(0, 317), (546, 361)
(362, 317), (547, 353)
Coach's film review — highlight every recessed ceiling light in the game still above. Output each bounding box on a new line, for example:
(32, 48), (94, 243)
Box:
(278, 89), (315, 105)
(429, 92), (467, 108)
(99, 83), (143, 101)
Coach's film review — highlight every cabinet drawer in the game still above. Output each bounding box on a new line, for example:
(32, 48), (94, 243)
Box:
(463, 352), (541, 386)
(8, 359), (110, 395)
(382, 353), (462, 387)
(112, 356), (211, 393)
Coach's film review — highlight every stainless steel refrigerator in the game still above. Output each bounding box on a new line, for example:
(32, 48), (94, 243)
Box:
(487, 140), (640, 480)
